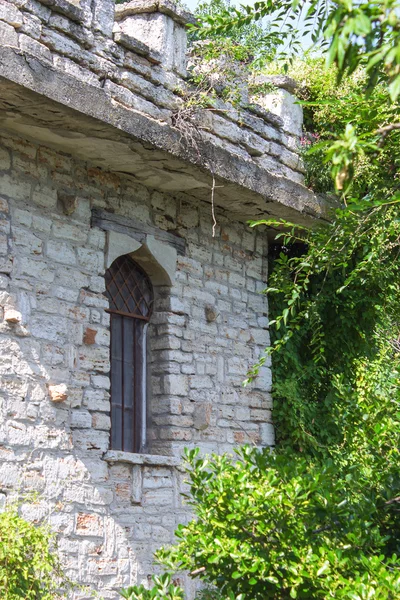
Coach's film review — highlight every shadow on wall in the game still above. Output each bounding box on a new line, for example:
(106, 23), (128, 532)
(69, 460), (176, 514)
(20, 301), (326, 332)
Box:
(0, 328), (197, 600)
(0, 233), (195, 598)
(0, 125), (273, 599)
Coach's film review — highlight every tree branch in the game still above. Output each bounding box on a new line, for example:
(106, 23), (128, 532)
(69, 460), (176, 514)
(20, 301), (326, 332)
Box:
(375, 123), (400, 146)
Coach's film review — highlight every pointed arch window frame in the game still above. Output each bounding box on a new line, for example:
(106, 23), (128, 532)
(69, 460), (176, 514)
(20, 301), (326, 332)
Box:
(105, 255), (154, 454)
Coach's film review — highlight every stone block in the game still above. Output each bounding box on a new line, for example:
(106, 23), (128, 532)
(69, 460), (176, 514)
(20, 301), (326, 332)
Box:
(83, 388), (110, 412)
(19, 33), (52, 62)
(54, 55), (100, 87)
(92, 412), (111, 430)
(130, 464), (143, 504)
(0, 199), (8, 220)
(48, 13), (93, 48)
(257, 89), (303, 137)
(142, 487), (174, 506)
(32, 215), (52, 233)
(18, 257), (54, 282)
(52, 220), (87, 242)
(164, 374), (188, 396)
(75, 513), (104, 537)
(20, 13), (42, 40)
(103, 80), (170, 123)
(4, 308), (21, 324)
(57, 266), (89, 289)
(92, 0), (115, 37)
(79, 346), (109, 373)
(30, 315), (69, 343)
(71, 409), (92, 428)
(0, 462), (21, 488)
(31, 183), (57, 209)
(189, 375), (212, 389)
(72, 428), (109, 452)
(40, 26), (86, 62)
(49, 380), (69, 403)
(47, 240), (76, 265)
(0, 2), (23, 28)
(37, 0), (92, 27)
(0, 233), (8, 256)
(0, 147), (10, 171)
(88, 229), (106, 250)
(1, 174), (31, 202)
(77, 247), (103, 273)
(91, 375), (110, 389)
(12, 226), (43, 255)
(0, 274), (9, 289)
(53, 286), (79, 302)
(83, 327), (97, 345)
(80, 289), (108, 309)
(193, 402), (212, 431)
(0, 20), (18, 47)
(260, 422), (275, 446)
(114, 0), (194, 77)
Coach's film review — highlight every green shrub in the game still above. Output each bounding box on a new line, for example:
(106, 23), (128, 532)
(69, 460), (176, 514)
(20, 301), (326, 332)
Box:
(157, 447), (400, 600)
(120, 573), (184, 600)
(0, 507), (72, 600)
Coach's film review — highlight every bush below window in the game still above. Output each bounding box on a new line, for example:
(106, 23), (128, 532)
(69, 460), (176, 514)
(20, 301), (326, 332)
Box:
(0, 506), (74, 600)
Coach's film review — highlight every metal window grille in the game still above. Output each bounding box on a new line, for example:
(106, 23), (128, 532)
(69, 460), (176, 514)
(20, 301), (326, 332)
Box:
(105, 255), (154, 453)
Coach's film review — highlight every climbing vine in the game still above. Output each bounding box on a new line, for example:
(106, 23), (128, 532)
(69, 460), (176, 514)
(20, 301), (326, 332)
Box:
(124, 2), (400, 599)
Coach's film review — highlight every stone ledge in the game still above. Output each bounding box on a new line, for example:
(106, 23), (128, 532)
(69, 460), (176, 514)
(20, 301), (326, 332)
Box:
(103, 450), (182, 467)
(0, 46), (332, 225)
(38, 0), (88, 25)
(254, 75), (299, 95)
(113, 30), (162, 64)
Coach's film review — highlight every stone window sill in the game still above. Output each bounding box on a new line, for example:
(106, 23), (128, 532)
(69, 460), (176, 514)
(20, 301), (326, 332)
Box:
(103, 450), (183, 504)
(103, 450), (181, 468)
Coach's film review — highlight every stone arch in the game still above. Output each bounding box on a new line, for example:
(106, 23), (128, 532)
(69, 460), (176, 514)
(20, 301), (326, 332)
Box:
(105, 230), (176, 287)
(104, 230), (178, 454)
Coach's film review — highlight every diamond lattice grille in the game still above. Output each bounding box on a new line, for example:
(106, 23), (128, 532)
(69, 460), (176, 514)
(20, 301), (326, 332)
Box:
(105, 255), (154, 320)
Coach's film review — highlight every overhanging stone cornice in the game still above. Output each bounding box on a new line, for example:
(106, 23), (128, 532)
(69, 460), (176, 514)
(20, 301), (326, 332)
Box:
(0, 46), (331, 225)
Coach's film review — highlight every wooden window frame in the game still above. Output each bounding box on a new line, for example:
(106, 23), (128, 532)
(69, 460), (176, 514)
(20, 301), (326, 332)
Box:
(105, 255), (154, 454)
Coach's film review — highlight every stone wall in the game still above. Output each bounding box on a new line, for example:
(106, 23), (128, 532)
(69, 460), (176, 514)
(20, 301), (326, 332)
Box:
(0, 1), (326, 597)
(0, 129), (272, 598)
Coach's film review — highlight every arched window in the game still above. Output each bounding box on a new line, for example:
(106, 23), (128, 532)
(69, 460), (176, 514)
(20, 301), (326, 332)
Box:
(105, 255), (154, 453)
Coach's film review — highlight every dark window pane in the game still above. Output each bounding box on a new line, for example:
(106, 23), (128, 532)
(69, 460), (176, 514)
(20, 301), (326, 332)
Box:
(111, 315), (123, 450)
(105, 255), (154, 319)
(134, 320), (145, 452)
(122, 317), (134, 409)
(123, 318), (134, 452)
(106, 256), (153, 454)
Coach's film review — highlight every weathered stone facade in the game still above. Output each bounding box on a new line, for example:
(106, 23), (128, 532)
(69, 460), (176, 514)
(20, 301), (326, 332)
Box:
(0, 128), (273, 597)
(0, 0), (327, 598)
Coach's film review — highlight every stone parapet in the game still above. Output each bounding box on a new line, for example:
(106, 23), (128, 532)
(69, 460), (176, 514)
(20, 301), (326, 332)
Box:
(114, 0), (195, 77)
(0, 0), (328, 223)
